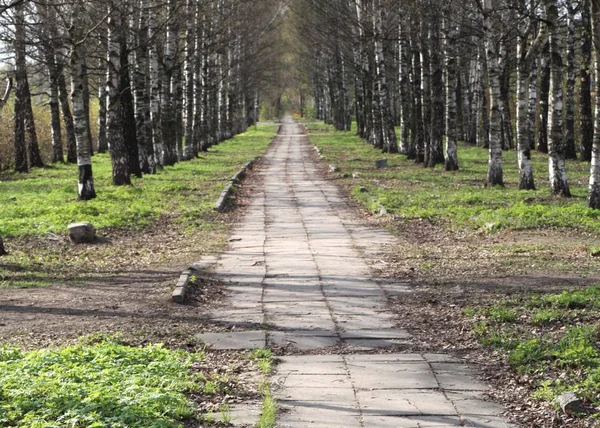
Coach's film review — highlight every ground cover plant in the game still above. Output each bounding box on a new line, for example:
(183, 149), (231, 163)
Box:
(0, 336), (269, 427)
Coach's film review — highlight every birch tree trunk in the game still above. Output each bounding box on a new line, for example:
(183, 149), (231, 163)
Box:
(564, 4), (577, 160)
(545, 0), (570, 196)
(69, 12), (96, 200)
(527, 57), (538, 156)
(184, 0), (196, 160)
(580, 0), (594, 162)
(120, 20), (141, 179)
(372, 0), (397, 153)
(97, 33), (108, 154)
(516, 12), (546, 191)
(37, 1), (64, 163)
(537, 41), (550, 153)
(421, 15), (432, 165)
(36, 4), (74, 161)
(428, 10), (444, 167)
(588, 0), (600, 208)
(516, 37), (534, 190)
(135, 0), (155, 172)
(15, 3), (43, 169)
(13, 71), (28, 172)
(411, 17), (424, 163)
(0, 81), (9, 244)
(107, 4), (131, 186)
(499, 42), (514, 150)
(97, 75), (108, 153)
(484, 0), (503, 186)
(148, 0), (163, 166)
(444, 16), (458, 171)
(161, 0), (178, 165)
(399, 20), (412, 156)
(57, 59), (77, 163)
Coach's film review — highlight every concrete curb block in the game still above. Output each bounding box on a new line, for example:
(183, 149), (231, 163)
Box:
(214, 157), (258, 212)
(173, 256), (220, 304)
(172, 269), (194, 304)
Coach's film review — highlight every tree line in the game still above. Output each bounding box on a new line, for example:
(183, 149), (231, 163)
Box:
(0, 0), (282, 198)
(293, 0), (600, 209)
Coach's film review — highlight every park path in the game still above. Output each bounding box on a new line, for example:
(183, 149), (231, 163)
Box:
(197, 118), (513, 427)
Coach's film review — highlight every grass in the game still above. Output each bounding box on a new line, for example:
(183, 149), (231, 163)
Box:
(0, 125), (278, 238)
(305, 122), (598, 234)
(0, 125), (277, 289)
(468, 285), (600, 413)
(0, 338), (204, 427)
(249, 349), (276, 428)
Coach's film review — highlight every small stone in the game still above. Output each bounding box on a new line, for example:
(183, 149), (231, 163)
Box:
(378, 205), (388, 215)
(329, 165), (339, 173)
(359, 186), (368, 193)
(68, 223), (96, 244)
(556, 392), (585, 415)
(375, 159), (388, 169)
(352, 173), (360, 179)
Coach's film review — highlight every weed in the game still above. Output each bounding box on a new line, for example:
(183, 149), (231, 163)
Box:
(485, 306), (517, 323)
(532, 309), (563, 325)
(472, 321), (489, 338)
(508, 339), (550, 371)
(220, 403), (232, 424)
(250, 348), (274, 375)
(555, 326), (599, 368)
(462, 307), (476, 317)
(256, 379), (276, 428)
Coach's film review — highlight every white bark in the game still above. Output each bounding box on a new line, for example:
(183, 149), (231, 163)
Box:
(69, 12), (95, 200)
(483, 0), (503, 186)
(588, 0), (600, 208)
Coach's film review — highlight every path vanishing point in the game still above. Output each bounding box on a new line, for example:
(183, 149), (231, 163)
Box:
(197, 118), (514, 428)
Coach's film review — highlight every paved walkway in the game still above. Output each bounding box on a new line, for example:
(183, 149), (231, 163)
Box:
(197, 119), (513, 427)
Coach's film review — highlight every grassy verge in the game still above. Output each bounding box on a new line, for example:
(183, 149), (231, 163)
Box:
(305, 122), (597, 234)
(0, 125), (277, 288)
(468, 285), (600, 415)
(0, 125), (277, 238)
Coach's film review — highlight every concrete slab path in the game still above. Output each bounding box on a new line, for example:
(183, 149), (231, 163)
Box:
(197, 118), (514, 427)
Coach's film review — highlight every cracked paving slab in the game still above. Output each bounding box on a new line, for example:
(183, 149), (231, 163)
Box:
(196, 118), (514, 427)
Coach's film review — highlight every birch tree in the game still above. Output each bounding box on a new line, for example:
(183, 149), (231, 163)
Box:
(588, 0), (600, 208)
(544, 0), (570, 196)
(483, 0), (503, 186)
(69, 4), (96, 200)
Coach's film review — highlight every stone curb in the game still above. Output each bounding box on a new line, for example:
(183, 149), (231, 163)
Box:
(172, 269), (194, 304)
(172, 256), (219, 304)
(214, 158), (257, 212)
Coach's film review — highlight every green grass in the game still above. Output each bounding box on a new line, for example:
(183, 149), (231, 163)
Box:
(0, 126), (276, 288)
(249, 349), (276, 428)
(0, 125), (277, 238)
(306, 122), (597, 233)
(0, 339), (204, 427)
(472, 286), (600, 413)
